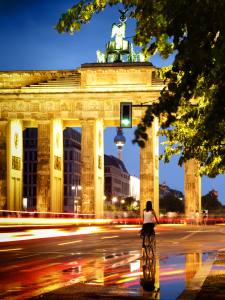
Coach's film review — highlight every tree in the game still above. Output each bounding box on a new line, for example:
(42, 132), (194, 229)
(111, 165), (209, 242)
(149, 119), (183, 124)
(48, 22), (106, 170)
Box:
(159, 194), (184, 213)
(54, 1), (225, 178)
(104, 204), (116, 211)
(201, 193), (223, 211)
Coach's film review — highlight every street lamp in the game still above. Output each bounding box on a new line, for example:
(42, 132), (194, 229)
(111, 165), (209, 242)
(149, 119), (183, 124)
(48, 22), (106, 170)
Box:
(112, 197), (117, 204)
(133, 201), (137, 207)
(121, 199), (125, 204)
(71, 180), (81, 213)
(74, 200), (78, 214)
(103, 195), (106, 200)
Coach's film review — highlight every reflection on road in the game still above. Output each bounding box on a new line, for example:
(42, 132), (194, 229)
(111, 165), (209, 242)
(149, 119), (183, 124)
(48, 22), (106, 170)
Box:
(79, 252), (208, 299)
(0, 248), (209, 300)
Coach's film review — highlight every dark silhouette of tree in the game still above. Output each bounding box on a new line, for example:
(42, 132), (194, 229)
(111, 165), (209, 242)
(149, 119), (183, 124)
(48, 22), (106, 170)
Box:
(201, 193), (222, 211)
(160, 194), (184, 213)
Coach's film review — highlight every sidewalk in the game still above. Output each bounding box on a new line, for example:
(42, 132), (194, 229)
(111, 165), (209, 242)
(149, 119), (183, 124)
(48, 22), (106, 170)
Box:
(195, 250), (225, 300)
(29, 250), (225, 300)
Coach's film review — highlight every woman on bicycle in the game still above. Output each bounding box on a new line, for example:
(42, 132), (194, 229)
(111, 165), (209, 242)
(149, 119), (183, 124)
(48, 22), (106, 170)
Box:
(142, 201), (159, 255)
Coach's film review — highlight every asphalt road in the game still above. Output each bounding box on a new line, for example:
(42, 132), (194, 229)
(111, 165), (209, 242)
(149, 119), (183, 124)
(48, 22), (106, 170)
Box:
(0, 224), (225, 300)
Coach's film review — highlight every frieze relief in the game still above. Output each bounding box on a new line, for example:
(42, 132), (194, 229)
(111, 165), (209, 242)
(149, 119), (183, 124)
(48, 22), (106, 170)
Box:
(54, 155), (61, 171)
(46, 102), (54, 111)
(155, 155), (159, 170)
(98, 130), (102, 148)
(104, 100), (112, 110)
(89, 101), (98, 111)
(60, 102), (68, 111)
(2, 103), (12, 112)
(14, 132), (19, 149)
(18, 102), (25, 112)
(76, 101), (83, 111)
(12, 156), (21, 171)
(98, 155), (102, 169)
(31, 102), (39, 112)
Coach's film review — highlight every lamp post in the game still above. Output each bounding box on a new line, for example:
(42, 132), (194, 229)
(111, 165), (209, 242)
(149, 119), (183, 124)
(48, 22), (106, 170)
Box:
(112, 197), (117, 205)
(71, 180), (81, 214)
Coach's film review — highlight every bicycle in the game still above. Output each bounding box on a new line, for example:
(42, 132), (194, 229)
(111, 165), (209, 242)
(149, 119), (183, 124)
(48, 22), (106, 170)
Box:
(143, 230), (156, 257)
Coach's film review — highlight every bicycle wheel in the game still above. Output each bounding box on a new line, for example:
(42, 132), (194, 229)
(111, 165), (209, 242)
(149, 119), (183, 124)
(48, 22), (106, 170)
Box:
(150, 235), (156, 256)
(144, 234), (151, 257)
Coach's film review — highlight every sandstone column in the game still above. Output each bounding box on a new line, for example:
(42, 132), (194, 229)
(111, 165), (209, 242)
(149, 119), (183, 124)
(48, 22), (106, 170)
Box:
(140, 118), (159, 218)
(185, 253), (202, 287)
(0, 120), (23, 211)
(184, 159), (201, 218)
(81, 119), (104, 218)
(0, 121), (7, 210)
(37, 120), (64, 212)
(50, 120), (64, 212)
(37, 121), (51, 212)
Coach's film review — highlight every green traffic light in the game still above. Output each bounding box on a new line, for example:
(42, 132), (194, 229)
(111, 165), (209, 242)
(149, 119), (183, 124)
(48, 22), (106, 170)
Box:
(122, 119), (130, 126)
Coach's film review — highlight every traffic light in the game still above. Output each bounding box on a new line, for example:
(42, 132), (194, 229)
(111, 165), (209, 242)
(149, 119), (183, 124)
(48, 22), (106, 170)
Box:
(120, 102), (132, 128)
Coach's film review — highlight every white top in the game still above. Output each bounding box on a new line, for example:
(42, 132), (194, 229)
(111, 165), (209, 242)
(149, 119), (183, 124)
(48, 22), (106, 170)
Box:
(143, 210), (153, 224)
(189, 211), (194, 219)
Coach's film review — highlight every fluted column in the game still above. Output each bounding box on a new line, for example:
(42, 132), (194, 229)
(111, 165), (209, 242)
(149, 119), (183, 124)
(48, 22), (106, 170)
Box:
(140, 118), (159, 218)
(37, 120), (63, 212)
(37, 121), (51, 212)
(184, 159), (201, 218)
(81, 120), (104, 218)
(0, 120), (23, 210)
(0, 121), (7, 210)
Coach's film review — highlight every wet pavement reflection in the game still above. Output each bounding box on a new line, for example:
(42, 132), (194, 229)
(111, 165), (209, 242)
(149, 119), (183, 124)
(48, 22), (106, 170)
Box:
(71, 252), (210, 299)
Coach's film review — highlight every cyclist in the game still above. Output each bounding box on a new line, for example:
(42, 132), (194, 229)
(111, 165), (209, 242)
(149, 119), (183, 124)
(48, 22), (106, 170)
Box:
(141, 201), (159, 256)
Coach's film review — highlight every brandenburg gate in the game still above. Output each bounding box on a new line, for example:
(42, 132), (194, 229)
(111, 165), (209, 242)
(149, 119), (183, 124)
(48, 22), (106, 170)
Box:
(0, 11), (201, 218)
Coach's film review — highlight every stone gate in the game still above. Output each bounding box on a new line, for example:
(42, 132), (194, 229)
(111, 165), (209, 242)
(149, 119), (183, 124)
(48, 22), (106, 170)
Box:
(0, 62), (201, 217)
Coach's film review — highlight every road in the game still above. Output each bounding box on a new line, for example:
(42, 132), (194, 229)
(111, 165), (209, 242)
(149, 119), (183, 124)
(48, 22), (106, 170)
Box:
(0, 224), (225, 299)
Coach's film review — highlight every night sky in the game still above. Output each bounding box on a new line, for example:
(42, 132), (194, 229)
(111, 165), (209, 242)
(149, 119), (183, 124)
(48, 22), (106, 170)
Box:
(1, 0), (225, 205)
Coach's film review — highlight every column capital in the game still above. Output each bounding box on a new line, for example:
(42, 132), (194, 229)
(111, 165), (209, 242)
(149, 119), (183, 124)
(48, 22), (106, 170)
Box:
(36, 120), (51, 125)
(0, 120), (9, 125)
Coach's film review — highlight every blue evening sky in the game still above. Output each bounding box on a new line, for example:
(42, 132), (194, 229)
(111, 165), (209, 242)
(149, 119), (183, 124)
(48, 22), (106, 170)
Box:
(0, 0), (224, 204)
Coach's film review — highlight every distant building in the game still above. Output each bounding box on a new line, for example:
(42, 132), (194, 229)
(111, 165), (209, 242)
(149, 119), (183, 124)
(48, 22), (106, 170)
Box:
(209, 187), (218, 198)
(159, 186), (170, 199)
(63, 128), (81, 213)
(159, 183), (184, 200)
(114, 127), (126, 161)
(104, 154), (130, 203)
(129, 175), (140, 200)
(23, 127), (81, 212)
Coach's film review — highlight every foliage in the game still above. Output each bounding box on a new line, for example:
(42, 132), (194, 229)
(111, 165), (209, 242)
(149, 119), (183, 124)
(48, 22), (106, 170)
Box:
(159, 194), (184, 213)
(104, 203), (139, 214)
(201, 193), (223, 211)
(55, 0), (225, 178)
(124, 196), (136, 206)
(104, 204), (116, 211)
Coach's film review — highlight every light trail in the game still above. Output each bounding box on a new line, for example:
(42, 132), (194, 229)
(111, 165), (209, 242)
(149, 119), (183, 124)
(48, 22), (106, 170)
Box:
(0, 217), (113, 226)
(0, 227), (103, 243)
(101, 236), (119, 239)
(160, 270), (185, 276)
(0, 248), (23, 251)
(120, 228), (142, 231)
(58, 240), (82, 245)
